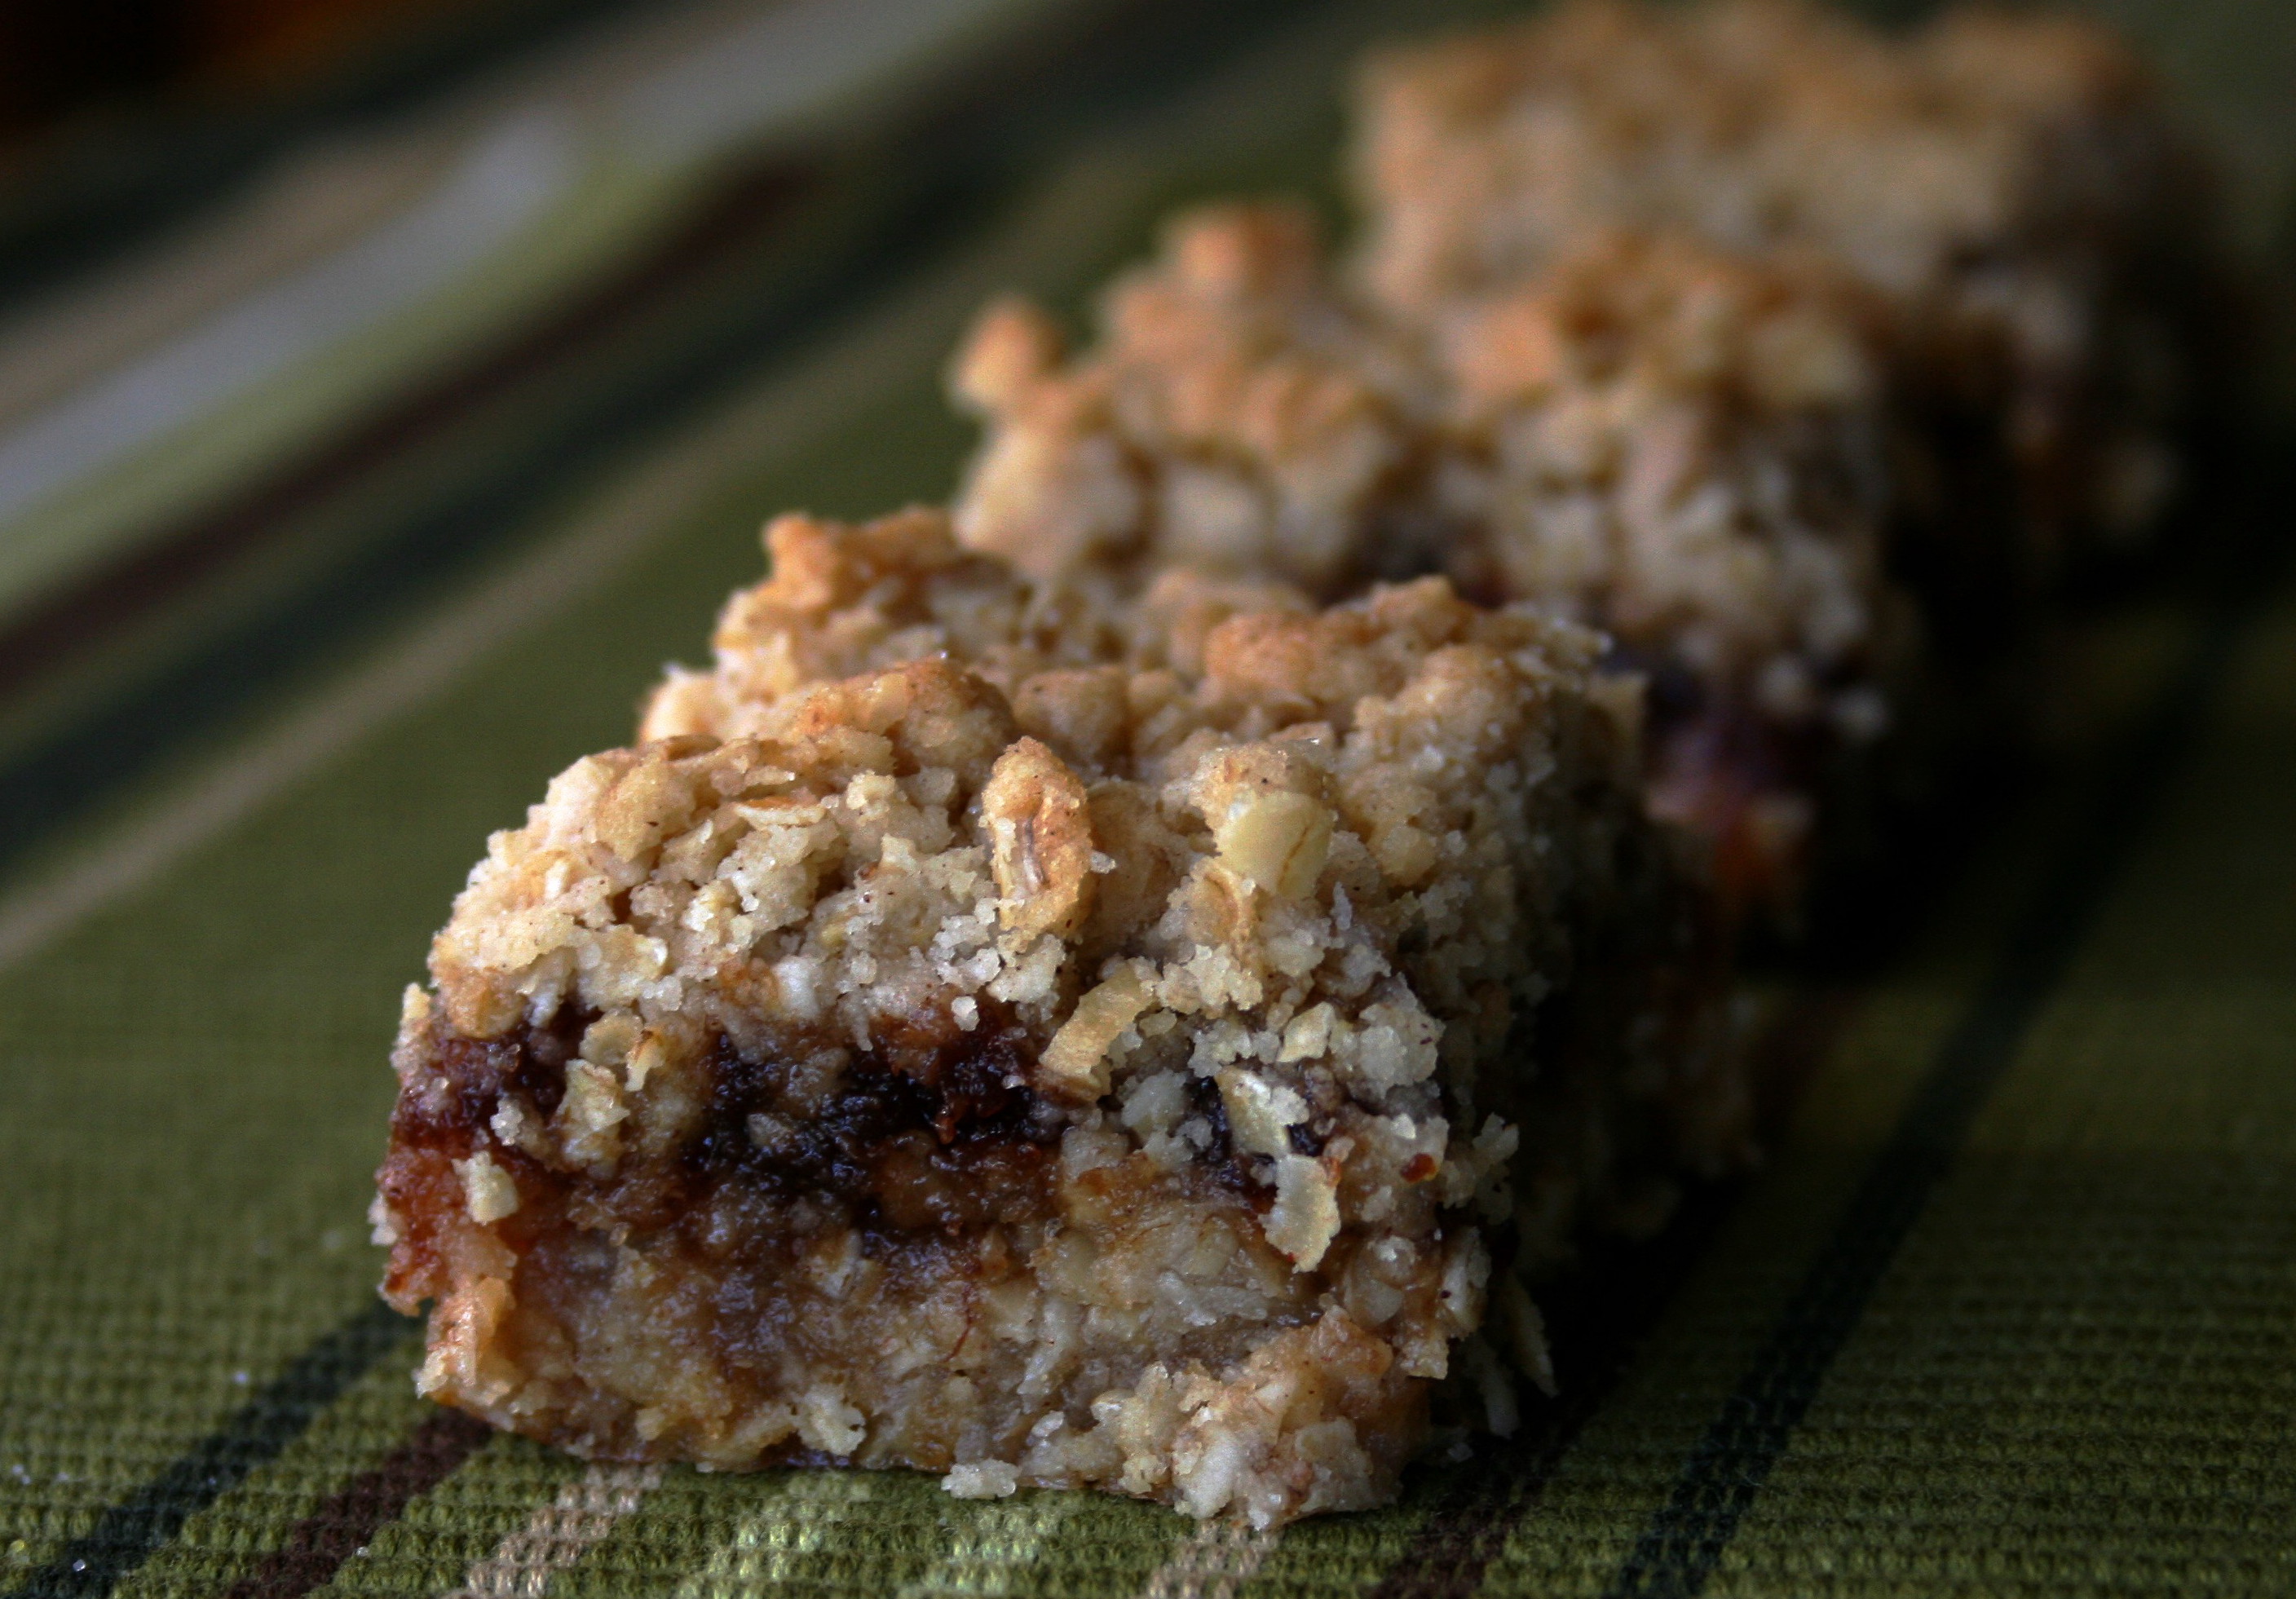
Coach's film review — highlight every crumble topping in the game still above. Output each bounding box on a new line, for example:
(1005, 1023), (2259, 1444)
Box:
(1349, 0), (2219, 558)
(948, 204), (1918, 912)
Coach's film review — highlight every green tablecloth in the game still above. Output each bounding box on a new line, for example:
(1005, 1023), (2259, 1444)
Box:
(2, 1), (2293, 1593)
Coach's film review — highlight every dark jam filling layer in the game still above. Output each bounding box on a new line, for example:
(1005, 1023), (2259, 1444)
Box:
(684, 1022), (1058, 1202)
(387, 1005), (1071, 1258)
(385, 993), (1275, 1272)
(688, 1019), (1069, 1247)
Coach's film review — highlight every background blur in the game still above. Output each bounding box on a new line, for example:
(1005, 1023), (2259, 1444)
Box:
(0, 5), (2294, 1597)
(0, 0), (476, 133)
(0, 0), (483, 126)
(0, 0), (656, 304)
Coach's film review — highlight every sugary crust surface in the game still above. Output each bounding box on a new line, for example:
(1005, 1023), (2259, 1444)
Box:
(950, 205), (1915, 912)
(378, 515), (1735, 1525)
(1349, 0), (2217, 554)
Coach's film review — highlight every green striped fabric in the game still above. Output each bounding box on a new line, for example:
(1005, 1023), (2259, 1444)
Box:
(1, 1), (2292, 1594)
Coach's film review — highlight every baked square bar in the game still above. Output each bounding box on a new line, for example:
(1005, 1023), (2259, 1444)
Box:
(1350, 0), (2225, 568)
(950, 203), (1918, 918)
(374, 514), (1736, 1526)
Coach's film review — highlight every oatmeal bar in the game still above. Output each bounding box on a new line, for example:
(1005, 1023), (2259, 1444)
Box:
(952, 203), (1920, 916)
(1351, 0), (2223, 568)
(373, 515), (1734, 1526)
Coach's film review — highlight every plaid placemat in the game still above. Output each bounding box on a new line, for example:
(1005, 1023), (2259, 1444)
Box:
(1, 1), (2293, 1594)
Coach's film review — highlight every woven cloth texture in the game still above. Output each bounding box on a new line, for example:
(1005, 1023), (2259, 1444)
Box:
(0, 0), (2292, 1594)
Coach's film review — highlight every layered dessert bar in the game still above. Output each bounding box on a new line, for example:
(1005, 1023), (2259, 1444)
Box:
(373, 512), (1737, 1526)
(1350, 0), (2223, 572)
(951, 203), (1918, 917)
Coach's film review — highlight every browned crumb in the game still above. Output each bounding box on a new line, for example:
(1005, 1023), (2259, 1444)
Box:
(376, 515), (1735, 1526)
